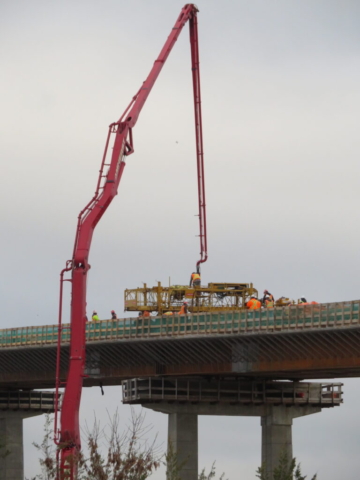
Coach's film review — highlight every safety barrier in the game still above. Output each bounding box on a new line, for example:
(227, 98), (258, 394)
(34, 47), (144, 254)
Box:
(0, 301), (359, 348)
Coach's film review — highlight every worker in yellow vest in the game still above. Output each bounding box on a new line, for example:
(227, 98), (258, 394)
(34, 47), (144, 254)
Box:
(298, 297), (309, 305)
(262, 289), (274, 305)
(246, 295), (261, 310)
(92, 311), (100, 321)
(298, 297), (318, 306)
(190, 272), (201, 287)
(265, 298), (274, 308)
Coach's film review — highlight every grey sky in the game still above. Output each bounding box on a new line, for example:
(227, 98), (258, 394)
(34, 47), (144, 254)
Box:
(1, 0), (360, 478)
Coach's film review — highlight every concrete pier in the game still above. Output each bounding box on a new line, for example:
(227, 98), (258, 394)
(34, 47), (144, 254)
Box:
(261, 405), (320, 478)
(0, 411), (42, 480)
(146, 404), (320, 480)
(123, 378), (341, 480)
(168, 413), (198, 480)
(0, 390), (59, 480)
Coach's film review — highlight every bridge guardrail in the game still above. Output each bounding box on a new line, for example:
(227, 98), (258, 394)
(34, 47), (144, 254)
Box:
(0, 301), (359, 348)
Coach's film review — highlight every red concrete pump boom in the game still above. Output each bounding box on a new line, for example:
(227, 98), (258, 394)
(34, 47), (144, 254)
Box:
(54, 4), (206, 478)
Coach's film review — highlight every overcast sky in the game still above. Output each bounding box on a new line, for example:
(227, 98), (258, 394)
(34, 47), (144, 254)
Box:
(1, 0), (360, 478)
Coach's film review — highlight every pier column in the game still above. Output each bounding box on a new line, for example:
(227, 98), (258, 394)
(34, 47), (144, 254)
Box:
(261, 406), (320, 479)
(0, 411), (42, 480)
(168, 413), (198, 480)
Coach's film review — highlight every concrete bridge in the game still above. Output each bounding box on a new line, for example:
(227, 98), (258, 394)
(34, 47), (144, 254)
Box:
(1, 300), (360, 389)
(1, 300), (359, 479)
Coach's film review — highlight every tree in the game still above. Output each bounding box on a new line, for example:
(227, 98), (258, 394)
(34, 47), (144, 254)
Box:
(198, 462), (227, 480)
(164, 441), (183, 480)
(31, 409), (161, 480)
(31, 414), (57, 479)
(30, 413), (318, 480)
(256, 450), (317, 480)
(164, 442), (227, 480)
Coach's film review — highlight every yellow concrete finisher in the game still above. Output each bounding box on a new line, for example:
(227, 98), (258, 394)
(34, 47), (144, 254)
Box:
(124, 282), (258, 315)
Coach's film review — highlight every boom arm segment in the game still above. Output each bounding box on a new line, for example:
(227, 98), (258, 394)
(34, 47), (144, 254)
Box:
(190, 13), (207, 272)
(55, 4), (205, 478)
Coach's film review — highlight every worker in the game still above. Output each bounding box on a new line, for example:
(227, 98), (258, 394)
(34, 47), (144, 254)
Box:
(298, 297), (308, 305)
(246, 295), (261, 310)
(92, 311), (100, 321)
(178, 301), (188, 315)
(111, 310), (117, 320)
(262, 289), (274, 305)
(299, 298), (318, 306)
(265, 297), (274, 308)
(190, 272), (201, 287)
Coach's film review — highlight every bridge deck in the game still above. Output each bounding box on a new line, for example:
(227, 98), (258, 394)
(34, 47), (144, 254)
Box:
(1, 301), (360, 389)
(1, 300), (359, 348)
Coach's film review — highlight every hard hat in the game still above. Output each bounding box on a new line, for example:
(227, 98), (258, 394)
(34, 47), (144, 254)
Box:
(111, 310), (115, 314)
(93, 310), (97, 314)
(264, 290), (269, 294)
(183, 301), (188, 304)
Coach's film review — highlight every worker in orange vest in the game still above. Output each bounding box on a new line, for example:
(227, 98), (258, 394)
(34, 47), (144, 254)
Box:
(190, 272), (201, 287)
(178, 301), (188, 315)
(138, 310), (151, 324)
(246, 295), (261, 310)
